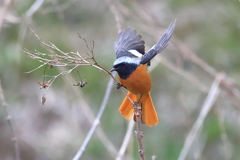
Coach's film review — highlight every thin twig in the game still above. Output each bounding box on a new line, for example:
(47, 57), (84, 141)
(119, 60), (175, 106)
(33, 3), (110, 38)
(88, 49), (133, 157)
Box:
(0, 80), (21, 160)
(177, 74), (223, 160)
(116, 119), (135, 160)
(72, 72), (116, 160)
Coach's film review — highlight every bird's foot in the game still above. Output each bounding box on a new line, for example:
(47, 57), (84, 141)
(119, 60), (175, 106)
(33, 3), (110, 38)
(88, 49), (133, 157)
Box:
(117, 83), (126, 89)
(117, 83), (122, 89)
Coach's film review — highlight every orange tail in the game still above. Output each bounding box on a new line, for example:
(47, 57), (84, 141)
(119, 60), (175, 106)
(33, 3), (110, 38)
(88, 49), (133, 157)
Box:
(119, 92), (136, 120)
(141, 93), (159, 126)
(118, 92), (159, 126)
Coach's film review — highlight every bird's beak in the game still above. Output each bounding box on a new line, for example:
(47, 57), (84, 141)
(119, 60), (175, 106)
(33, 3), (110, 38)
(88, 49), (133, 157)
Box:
(110, 68), (115, 72)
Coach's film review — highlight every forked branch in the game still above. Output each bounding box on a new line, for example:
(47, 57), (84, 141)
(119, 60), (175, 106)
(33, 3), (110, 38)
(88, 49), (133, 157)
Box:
(23, 27), (119, 89)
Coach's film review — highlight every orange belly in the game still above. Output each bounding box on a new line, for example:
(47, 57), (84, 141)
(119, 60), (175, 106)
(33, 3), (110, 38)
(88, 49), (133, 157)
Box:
(119, 64), (152, 95)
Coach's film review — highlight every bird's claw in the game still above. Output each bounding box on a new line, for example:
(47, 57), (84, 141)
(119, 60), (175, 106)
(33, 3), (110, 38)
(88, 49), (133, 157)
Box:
(117, 83), (122, 89)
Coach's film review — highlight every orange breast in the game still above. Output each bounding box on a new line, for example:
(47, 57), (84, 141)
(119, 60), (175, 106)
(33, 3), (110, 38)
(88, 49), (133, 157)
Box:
(119, 64), (152, 95)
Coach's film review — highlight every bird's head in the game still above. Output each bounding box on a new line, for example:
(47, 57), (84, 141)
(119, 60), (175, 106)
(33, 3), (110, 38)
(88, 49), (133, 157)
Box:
(110, 54), (140, 79)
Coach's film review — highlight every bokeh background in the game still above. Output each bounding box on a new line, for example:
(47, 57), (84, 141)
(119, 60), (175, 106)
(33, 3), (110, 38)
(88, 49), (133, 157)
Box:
(0, 0), (240, 160)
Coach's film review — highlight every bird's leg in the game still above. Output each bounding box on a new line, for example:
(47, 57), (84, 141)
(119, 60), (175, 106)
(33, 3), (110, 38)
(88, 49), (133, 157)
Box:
(133, 94), (143, 116)
(117, 83), (122, 89)
(117, 83), (126, 89)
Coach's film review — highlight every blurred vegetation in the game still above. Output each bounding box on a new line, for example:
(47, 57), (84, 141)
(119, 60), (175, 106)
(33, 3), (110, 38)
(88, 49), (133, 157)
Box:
(0, 0), (240, 160)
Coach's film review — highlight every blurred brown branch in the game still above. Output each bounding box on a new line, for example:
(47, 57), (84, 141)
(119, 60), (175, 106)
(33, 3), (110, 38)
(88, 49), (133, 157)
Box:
(0, 80), (21, 160)
(0, 0), (14, 33)
(177, 74), (222, 160)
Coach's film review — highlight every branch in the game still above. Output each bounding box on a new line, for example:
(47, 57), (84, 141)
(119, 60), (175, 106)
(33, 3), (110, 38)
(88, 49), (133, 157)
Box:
(0, 80), (21, 160)
(72, 72), (116, 160)
(177, 74), (223, 160)
(116, 119), (135, 160)
(23, 27), (121, 96)
(134, 103), (146, 160)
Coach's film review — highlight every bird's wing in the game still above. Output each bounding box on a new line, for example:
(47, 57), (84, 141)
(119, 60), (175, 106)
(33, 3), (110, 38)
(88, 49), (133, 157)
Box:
(114, 28), (145, 58)
(140, 19), (176, 64)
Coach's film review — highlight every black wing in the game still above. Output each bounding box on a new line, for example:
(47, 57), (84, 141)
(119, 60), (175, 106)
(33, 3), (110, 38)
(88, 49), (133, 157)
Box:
(114, 28), (145, 58)
(140, 19), (176, 64)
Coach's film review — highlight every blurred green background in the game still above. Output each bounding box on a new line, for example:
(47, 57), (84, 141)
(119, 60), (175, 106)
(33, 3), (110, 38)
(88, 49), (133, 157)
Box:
(0, 0), (240, 160)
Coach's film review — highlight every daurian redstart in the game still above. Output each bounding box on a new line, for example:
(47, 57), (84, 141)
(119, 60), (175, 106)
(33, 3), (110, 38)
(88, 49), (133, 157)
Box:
(111, 20), (176, 126)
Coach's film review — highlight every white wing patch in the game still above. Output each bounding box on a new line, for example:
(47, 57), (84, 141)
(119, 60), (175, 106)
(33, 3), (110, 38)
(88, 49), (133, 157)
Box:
(113, 56), (140, 66)
(128, 49), (143, 58)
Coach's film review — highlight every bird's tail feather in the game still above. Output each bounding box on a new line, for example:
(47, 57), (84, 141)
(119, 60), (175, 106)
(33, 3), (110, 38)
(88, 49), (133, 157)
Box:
(119, 92), (136, 120)
(141, 92), (159, 126)
(118, 92), (159, 126)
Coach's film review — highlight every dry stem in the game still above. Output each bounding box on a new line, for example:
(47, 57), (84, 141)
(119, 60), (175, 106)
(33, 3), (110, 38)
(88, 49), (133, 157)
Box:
(0, 80), (21, 160)
(177, 74), (223, 160)
(23, 27), (121, 95)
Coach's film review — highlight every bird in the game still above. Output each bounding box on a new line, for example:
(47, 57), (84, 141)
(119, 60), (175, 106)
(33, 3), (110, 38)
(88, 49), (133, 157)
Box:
(110, 20), (176, 126)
